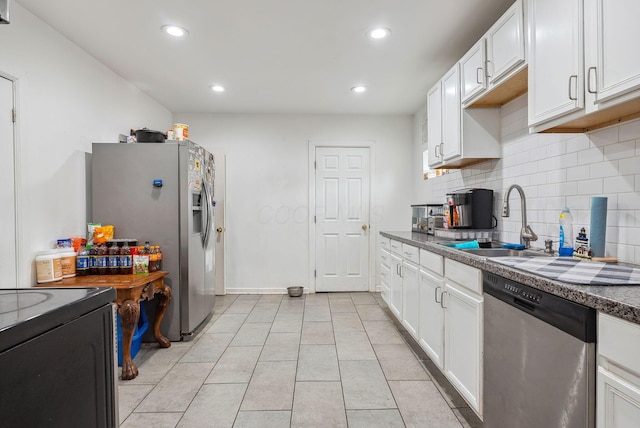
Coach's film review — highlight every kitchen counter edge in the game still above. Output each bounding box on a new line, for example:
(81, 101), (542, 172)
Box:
(381, 231), (640, 325)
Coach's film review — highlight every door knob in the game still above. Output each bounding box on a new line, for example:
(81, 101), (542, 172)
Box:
(362, 224), (368, 231)
(216, 227), (223, 233)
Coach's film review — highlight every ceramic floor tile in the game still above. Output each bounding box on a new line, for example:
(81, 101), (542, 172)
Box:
(327, 292), (352, 300)
(332, 312), (365, 332)
(177, 383), (247, 428)
(235, 295), (260, 302)
(245, 305), (278, 323)
(259, 332), (300, 361)
(329, 299), (357, 313)
(270, 312), (303, 333)
(240, 361), (297, 411)
(296, 344), (340, 381)
(362, 320), (405, 345)
(303, 304), (331, 321)
(349, 292), (378, 305)
(118, 384), (154, 424)
(230, 322), (271, 347)
(356, 304), (390, 321)
(135, 362), (215, 412)
(121, 412), (183, 428)
(291, 382), (347, 428)
(179, 333), (234, 363)
(388, 380), (462, 427)
(303, 293), (329, 306)
(300, 321), (335, 345)
(276, 299), (305, 314)
(339, 360), (396, 410)
(256, 294), (284, 306)
(346, 409), (406, 428)
(205, 346), (262, 384)
(373, 343), (430, 381)
(334, 331), (377, 361)
(233, 411), (292, 428)
(420, 359), (469, 409)
(206, 313), (248, 334)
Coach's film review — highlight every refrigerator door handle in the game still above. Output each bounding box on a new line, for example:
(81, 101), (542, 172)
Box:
(202, 183), (212, 247)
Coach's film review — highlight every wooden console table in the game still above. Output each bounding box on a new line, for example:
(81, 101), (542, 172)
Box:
(36, 271), (172, 380)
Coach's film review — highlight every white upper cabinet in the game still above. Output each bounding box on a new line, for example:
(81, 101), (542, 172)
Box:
(441, 64), (462, 162)
(460, 40), (487, 105)
(528, 0), (584, 128)
(585, 0), (640, 111)
(486, 0), (526, 86)
(529, 0), (640, 132)
(427, 82), (443, 168)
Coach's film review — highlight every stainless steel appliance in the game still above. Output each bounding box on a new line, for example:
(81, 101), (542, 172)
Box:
(0, 288), (117, 427)
(483, 271), (596, 427)
(446, 188), (493, 229)
(411, 204), (444, 234)
(92, 141), (216, 341)
(0, 0), (9, 24)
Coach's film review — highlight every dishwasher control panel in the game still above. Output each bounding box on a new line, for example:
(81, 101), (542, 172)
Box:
(503, 281), (542, 304)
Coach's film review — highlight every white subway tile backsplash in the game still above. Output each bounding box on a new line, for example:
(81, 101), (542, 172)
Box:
(424, 95), (640, 262)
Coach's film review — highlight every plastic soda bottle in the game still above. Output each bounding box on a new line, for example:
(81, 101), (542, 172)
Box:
(559, 207), (574, 257)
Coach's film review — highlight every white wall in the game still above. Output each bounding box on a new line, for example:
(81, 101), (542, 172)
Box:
(173, 113), (414, 293)
(0, 4), (171, 287)
(415, 94), (640, 264)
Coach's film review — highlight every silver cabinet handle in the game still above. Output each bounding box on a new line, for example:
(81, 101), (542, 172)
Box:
(434, 145), (440, 159)
(439, 143), (444, 158)
(396, 264), (400, 275)
(399, 265), (404, 278)
(486, 59), (492, 78)
(476, 67), (484, 84)
(440, 290), (447, 309)
(435, 286), (442, 303)
(587, 67), (597, 94)
(568, 75), (578, 101)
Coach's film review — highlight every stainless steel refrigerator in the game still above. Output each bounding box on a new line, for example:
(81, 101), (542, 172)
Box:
(91, 140), (215, 341)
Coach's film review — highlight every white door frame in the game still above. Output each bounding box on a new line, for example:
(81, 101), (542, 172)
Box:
(0, 71), (22, 288)
(308, 140), (376, 293)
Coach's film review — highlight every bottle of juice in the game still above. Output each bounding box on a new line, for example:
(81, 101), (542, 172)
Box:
(96, 242), (108, 275)
(108, 241), (120, 274)
(88, 245), (98, 275)
(76, 243), (90, 276)
(149, 245), (158, 272)
(120, 241), (133, 274)
(156, 246), (162, 271)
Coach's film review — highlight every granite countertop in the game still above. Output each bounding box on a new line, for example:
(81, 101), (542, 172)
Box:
(381, 231), (640, 325)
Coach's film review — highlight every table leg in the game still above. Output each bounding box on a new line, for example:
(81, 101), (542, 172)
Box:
(153, 284), (172, 348)
(118, 299), (140, 380)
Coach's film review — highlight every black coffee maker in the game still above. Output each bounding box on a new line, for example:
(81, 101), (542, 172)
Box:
(445, 188), (494, 229)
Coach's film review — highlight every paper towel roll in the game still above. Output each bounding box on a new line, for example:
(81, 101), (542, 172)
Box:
(590, 196), (608, 258)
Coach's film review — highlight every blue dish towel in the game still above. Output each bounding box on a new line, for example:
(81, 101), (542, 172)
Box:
(454, 240), (480, 249)
(502, 243), (526, 250)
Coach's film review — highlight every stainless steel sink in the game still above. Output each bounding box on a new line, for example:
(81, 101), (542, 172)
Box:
(459, 248), (552, 258)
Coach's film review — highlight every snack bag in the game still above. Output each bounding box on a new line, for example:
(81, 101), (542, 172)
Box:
(87, 223), (101, 246)
(93, 225), (114, 245)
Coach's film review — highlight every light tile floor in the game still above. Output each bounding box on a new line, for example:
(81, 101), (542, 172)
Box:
(118, 292), (482, 427)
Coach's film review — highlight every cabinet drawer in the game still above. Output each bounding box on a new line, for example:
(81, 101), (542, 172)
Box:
(445, 258), (482, 295)
(380, 237), (391, 251)
(419, 248), (443, 276)
(380, 248), (391, 268)
(390, 239), (402, 255)
(599, 313), (640, 374)
(380, 263), (391, 285)
(401, 244), (420, 265)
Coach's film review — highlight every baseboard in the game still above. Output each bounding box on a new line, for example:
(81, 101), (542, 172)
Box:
(225, 288), (307, 295)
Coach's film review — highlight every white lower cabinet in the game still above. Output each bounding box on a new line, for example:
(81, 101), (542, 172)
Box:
(418, 266), (445, 369)
(597, 313), (640, 427)
(401, 260), (419, 338)
(389, 252), (403, 319)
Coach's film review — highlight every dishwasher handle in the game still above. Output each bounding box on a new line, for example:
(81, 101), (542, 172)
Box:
(513, 297), (535, 312)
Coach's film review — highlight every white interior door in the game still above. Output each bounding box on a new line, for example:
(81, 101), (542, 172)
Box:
(315, 147), (370, 292)
(0, 76), (17, 288)
(212, 151), (226, 295)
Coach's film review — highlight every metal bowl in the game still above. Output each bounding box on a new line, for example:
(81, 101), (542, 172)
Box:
(287, 286), (304, 297)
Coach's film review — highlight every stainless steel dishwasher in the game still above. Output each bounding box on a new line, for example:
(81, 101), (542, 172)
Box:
(483, 271), (597, 427)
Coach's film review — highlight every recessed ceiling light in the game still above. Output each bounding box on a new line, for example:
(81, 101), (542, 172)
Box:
(210, 85), (225, 92)
(162, 25), (188, 37)
(351, 86), (367, 93)
(368, 28), (391, 39)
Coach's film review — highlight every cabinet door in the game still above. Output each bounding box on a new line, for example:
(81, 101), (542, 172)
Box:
(586, 0), (640, 107)
(389, 253), (403, 319)
(528, 0), (584, 127)
(443, 281), (483, 416)
(441, 64), (461, 161)
(427, 82), (443, 167)
(418, 268), (445, 369)
(486, 0), (525, 85)
(401, 261), (419, 339)
(460, 39), (486, 104)
(597, 367), (640, 428)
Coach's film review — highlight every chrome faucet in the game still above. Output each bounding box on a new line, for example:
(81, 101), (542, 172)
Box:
(502, 184), (538, 249)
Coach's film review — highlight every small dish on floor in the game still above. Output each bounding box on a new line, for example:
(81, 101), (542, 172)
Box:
(287, 286), (303, 297)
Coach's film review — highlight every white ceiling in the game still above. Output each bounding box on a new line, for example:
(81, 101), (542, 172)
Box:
(17, 0), (514, 115)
